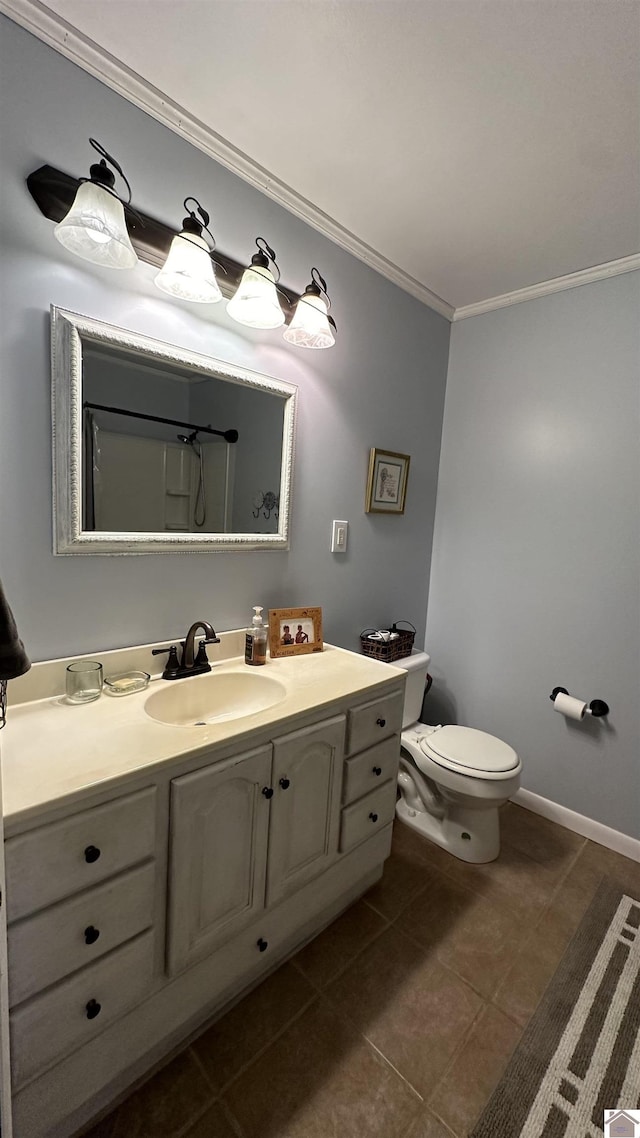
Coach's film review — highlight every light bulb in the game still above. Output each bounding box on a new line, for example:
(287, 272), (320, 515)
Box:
(227, 265), (285, 330)
(54, 181), (137, 269)
(283, 292), (335, 349)
(155, 231), (222, 303)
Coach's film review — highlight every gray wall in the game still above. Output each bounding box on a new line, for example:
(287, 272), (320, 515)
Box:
(426, 273), (640, 838)
(0, 16), (449, 660)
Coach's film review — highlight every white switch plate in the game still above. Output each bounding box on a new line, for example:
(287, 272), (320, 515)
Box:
(331, 519), (348, 553)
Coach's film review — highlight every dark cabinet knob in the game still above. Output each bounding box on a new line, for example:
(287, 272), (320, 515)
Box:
(86, 999), (101, 1020)
(279, 777), (290, 790)
(84, 845), (101, 864)
(257, 937), (268, 952)
(369, 812), (379, 823)
(84, 925), (100, 945)
(372, 766), (382, 776)
(376, 718), (386, 728)
(261, 787), (274, 799)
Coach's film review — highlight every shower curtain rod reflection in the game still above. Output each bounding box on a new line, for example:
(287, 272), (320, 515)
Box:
(83, 401), (239, 443)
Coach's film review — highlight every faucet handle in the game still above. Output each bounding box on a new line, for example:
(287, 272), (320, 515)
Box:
(194, 640), (213, 672)
(152, 645), (181, 680)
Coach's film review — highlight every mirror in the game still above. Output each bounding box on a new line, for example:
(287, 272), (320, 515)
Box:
(51, 307), (296, 553)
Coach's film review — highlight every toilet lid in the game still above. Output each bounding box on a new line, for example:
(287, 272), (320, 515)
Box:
(420, 725), (519, 775)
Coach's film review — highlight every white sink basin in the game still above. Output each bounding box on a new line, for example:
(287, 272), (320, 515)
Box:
(144, 669), (287, 727)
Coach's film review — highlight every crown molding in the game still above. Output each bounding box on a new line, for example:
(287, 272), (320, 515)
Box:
(0, 0), (456, 321)
(3, 0), (636, 326)
(452, 253), (640, 321)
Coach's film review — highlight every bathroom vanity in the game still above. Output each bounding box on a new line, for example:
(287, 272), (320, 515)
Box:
(2, 636), (405, 1137)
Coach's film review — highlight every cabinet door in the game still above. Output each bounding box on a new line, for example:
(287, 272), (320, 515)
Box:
(267, 716), (345, 907)
(167, 746), (272, 975)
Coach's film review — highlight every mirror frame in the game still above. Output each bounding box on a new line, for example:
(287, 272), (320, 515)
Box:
(51, 306), (297, 554)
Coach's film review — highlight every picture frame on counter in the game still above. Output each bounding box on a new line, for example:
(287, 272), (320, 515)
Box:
(268, 607), (323, 658)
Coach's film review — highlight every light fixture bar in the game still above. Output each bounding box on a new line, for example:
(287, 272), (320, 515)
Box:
(26, 164), (300, 317)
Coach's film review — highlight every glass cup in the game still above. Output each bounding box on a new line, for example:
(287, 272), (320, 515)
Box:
(66, 660), (103, 703)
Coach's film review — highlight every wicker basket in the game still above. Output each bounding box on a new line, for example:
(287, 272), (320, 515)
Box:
(360, 621), (416, 664)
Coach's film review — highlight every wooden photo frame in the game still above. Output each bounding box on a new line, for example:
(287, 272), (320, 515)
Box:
(268, 607), (323, 657)
(365, 448), (410, 514)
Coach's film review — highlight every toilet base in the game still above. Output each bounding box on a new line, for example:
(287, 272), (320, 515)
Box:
(395, 795), (501, 863)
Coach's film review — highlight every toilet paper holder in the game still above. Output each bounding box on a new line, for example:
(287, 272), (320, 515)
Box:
(550, 687), (609, 717)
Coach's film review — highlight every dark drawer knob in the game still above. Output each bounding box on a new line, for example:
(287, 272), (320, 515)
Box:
(86, 999), (101, 1020)
(372, 766), (382, 776)
(257, 937), (268, 952)
(376, 718), (386, 728)
(261, 786), (274, 799)
(369, 812), (379, 823)
(279, 777), (290, 790)
(84, 845), (101, 864)
(84, 925), (100, 945)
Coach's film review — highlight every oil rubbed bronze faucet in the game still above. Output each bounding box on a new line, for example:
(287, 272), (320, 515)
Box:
(152, 620), (220, 680)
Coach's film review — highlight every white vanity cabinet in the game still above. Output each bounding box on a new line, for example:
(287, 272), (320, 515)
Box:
(267, 716), (345, 906)
(5, 667), (404, 1138)
(167, 745), (272, 975)
(168, 717), (346, 974)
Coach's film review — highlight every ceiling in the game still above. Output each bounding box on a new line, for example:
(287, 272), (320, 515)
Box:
(7, 0), (640, 315)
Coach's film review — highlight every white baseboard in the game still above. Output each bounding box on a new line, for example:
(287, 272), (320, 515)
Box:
(512, 788), (640, 864)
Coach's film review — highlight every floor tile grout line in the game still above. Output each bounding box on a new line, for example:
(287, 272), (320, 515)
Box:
(188, 1043), (219, 1098)
(290, 913), (392, 993)
(220, 1098), (250, 1138)
(214, 992), (319, 1097)
(526, 836), (588, 935)
(360, 1031), (425, 1104)
(175, 1094), (220, 1138)
(423, 997), (490, 1116)
(363, 877), (433, 923)
(387, 911), (532, 1008)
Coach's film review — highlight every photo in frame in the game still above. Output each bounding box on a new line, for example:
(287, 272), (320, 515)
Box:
(268, 607), (323, 657)
(365, 448), (410, 514)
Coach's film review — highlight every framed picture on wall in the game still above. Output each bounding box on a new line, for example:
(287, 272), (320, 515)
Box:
(365, 448), (410, 514)
(268, 607), (323, 657)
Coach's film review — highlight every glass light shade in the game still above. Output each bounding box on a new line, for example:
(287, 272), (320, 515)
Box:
(154, 231), (222, 303)
(54, 181), (137, 269)
(226, 266), (285, 329)
(283, 292), (336, 349)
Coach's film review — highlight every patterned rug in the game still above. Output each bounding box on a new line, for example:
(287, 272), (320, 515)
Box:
(470, 878), (640, 1137)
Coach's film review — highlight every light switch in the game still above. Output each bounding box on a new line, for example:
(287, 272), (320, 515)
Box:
(331, 519), (348, 553)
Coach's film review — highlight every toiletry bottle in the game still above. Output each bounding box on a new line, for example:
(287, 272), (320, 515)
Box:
(245, 606), (267, 666)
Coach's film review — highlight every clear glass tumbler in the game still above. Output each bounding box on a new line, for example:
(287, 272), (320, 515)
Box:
(66, 660), (103, 703)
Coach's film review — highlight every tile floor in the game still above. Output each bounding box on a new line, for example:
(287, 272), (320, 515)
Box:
(81, 805), (640, 1138)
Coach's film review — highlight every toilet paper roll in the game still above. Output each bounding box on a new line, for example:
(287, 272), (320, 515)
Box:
(554, 691), (587, 720)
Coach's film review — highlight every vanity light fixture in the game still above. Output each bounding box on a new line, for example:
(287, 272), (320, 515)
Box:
(54, 139), (137, 269)
(226, 238), (285, 330)
(27, 151), (341, 348)
(283, 268), (336, 350)
(154, 197), (222, 303)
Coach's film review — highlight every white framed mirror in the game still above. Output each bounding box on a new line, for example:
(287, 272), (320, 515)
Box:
(51, 307), (297, 554)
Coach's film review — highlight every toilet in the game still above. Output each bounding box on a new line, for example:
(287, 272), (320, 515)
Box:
(395, 651), (521, 863)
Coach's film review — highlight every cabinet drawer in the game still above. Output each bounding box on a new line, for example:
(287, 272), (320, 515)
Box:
(8, 861), (156, 1007)
(339, 780), (398, 854)
(346, 690), (403, 756)
(343, 735), (400, 805)
(10, 930), (154, 1089)
(6, 787), (157, 922)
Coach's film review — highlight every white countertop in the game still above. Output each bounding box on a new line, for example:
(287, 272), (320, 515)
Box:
(1, 643), (405, 828)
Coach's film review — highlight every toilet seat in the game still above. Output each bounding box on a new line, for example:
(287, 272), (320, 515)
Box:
(414, 725), (519, 781)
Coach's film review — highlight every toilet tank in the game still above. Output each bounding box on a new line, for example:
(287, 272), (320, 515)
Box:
(395, 650), (431, 728)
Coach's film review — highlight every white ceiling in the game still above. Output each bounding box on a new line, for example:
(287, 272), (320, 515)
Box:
(8, 0), (640, 313)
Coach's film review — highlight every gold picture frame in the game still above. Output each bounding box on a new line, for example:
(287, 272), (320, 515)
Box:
(268, 607), (323, 658)
(365, 448), (410, 514)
